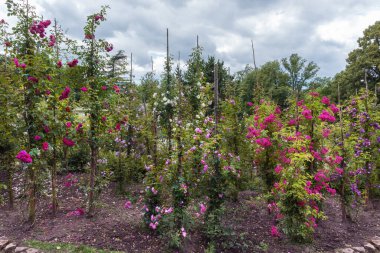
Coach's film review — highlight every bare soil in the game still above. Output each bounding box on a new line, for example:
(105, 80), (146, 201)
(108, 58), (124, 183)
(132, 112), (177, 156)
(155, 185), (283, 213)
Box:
(0, 173), (379, 253)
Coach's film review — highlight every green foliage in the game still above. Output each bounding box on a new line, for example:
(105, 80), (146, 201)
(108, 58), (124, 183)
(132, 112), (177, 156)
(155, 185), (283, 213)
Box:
(281, 53), (319, 95)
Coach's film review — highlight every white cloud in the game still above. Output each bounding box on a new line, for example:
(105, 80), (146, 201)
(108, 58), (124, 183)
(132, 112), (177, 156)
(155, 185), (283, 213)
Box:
(1, 0), (380, 80)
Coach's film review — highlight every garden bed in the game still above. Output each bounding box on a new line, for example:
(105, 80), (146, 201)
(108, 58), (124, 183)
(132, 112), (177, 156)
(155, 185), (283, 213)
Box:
(0, 174), (379, 253)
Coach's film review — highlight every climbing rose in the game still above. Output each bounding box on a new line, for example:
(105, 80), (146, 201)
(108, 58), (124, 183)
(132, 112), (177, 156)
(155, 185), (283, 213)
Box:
(94, 14), (104, 21)
(322, 128), (331, 138)
(195, 128), (202, 134)
(43, 125), (50, 133)
(62, 137), (75, 147)
(16, 150), (32, 163)
(28, 76), (38, 83)
(67, 59), (78, 67)
(66, 122), (72, 128)
(270, 225), (280, 237)
(48, 34), (56, 47)
(246, 127), (261, 139)
(42, 142), (49, 151)
(13, 57), (19, 67)
(105, 42), (113, 52)
(334, 156), (343, 164)
(85, 33), (95, 39)
(247, 101), (254, 107)
(76, 123), (83, 132)
(318, 110), (336, 123)
(329, 104), (339, 113)
(200, 203), (207, 214)
(113, 85), (120, 93)
(80, 87), (88, 92)
(321, 96), (330, 105)
(124, 200), (132, 209)
(181, 227), (187, 238)
(335, 168), (343, 175)
(302, 109), (312, 120)
(309, 91), (319, 97)
(57, 60), (62, 68)
(274, 165), (283, 174)
(288, 119), (297, 126)
(264, 114), (275, 124)
(59, 86), (71, 100)
(34, 135), (42, 141)
(256, 137), (272, 147)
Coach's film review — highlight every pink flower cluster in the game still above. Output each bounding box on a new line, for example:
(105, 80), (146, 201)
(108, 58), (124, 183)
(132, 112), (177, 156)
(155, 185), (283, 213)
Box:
(16, 150), (32, 163)
(146, 205), (173, 230)
(329, 104), (339, 113)
(85, 33), (95, 39)
(321, 96), (330, 105)
(105, 42), (113, 52)
(48, 35), (56, 47)
(302, 109), (312, 120)
(13, 58), (26, 69)
(270, 225), (280, 237)
(124, 200), (132, 209)
(318, 110), (336, 122)
(94, 14), (104, 21)
(29, 20), (51, 38)
(59, 86), (71, 100)
(322, 128), (331, 138)
(28, 76), (38, 83)
(62, 137), (75, 147)
(63, 173), (78, 187)
(256, 137), (272, 148)
(42, 142), (49, 151)
(246, 126), (261, 139)
(288, 118), (297, 126)
(67, 59), (78, 67)
(80, 87), (88, 92)
(264, 114), (276, 124)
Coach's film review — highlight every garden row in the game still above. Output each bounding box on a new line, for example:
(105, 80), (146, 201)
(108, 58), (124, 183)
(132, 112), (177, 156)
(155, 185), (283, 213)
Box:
(0, 1), (379, 252)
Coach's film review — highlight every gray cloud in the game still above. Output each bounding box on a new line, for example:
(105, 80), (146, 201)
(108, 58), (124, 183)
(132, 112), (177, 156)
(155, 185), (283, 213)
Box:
(2, 0), (380, 80)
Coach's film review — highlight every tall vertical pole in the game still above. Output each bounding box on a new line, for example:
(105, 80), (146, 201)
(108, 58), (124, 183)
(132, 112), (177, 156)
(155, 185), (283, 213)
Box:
(166, 28), (172, 154)
(130, 52), (133, 85)
(214, 63), (219, 134)
(251, 39), (257, 70)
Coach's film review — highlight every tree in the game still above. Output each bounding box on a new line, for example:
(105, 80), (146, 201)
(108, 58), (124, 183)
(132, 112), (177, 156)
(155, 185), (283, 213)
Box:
(258, 60), (290, 107)
(332, 21), (380, 101)
(106, 50), (128, 79)
(282, 54), (319, 131)
(281, 54), (319, 96)
(183, 45), (204, 116)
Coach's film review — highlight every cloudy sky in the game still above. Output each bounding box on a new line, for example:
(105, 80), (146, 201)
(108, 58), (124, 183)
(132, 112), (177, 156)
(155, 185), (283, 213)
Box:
(2, 0), (380, 81)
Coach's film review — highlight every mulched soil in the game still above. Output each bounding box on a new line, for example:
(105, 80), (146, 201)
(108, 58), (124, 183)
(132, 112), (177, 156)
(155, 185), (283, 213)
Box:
(0, 173), (379, 253)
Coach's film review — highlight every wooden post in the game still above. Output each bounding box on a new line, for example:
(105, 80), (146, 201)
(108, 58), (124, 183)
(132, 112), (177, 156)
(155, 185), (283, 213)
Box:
(166, 28), (172, 154)
(130, 52), (133, 84)
(338, 82), (347, 222)
(251, 39), (257, 70)
(214, 63), (219, 133)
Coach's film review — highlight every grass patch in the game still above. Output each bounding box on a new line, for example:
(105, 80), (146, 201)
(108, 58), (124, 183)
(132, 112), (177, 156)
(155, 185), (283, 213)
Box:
(25, 240), (123, 253)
